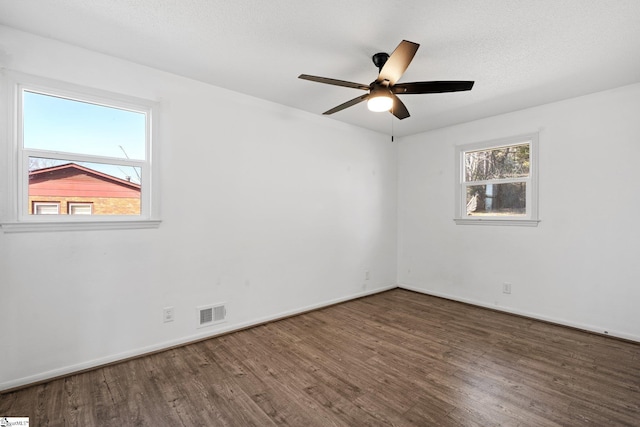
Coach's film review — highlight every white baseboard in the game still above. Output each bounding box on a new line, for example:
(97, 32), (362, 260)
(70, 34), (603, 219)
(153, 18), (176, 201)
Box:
(399, 284), (640, 343)
(0, 284), (397, 392)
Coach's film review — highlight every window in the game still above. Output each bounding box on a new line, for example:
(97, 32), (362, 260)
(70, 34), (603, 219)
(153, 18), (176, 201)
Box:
(1, 72), (160, 232)
(33, 202), (60, 215)
(68, 203), (93, 215)
(455, 134), (539, 226)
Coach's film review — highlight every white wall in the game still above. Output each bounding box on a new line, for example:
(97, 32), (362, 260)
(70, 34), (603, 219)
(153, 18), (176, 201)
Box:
(0, 26), (398, 390)
(398, 82), (640, 342)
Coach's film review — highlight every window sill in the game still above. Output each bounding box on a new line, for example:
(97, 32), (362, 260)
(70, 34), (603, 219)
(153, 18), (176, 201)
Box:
(454, 218), (540, 227)
(1, 219), (161, 233)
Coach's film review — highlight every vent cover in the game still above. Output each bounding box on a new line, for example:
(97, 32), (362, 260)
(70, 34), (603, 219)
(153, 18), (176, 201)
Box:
(197, 303), (226, 328)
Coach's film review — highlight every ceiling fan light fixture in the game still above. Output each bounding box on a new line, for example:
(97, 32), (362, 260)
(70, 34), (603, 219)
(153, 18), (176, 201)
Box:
(367, 92), (393, 112)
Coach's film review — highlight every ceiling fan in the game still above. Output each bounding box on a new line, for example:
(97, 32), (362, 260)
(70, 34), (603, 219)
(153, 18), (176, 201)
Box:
(299, 40), (474, 120)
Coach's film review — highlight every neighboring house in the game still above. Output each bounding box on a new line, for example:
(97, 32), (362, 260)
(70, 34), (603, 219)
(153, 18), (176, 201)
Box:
(28, 163), (141, 215)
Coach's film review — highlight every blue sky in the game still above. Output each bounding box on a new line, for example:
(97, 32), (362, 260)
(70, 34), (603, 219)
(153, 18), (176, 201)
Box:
(23, 90), (146, 183)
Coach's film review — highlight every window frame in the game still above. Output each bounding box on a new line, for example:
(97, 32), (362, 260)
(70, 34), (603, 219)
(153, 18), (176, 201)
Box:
(1, 71), (161, 233)
(454, 133), (539, 226)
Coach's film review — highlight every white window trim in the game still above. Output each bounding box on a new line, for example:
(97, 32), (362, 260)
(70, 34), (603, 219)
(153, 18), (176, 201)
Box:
(1, 70), (161, 233)
(454, 133), (540, 227)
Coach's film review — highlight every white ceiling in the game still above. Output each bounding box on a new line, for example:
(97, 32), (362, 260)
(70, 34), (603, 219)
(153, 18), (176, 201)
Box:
(1, 0), (640, 137)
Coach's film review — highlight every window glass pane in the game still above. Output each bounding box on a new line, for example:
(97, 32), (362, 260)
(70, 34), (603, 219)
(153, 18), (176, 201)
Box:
(466, 183), (526, 216)
(29, 157), (141, 216)
(23, 90), (146, 160)
(464, 144), (530, 181)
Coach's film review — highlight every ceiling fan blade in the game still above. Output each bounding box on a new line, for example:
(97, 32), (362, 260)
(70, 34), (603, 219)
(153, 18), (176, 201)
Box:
(377, 40), (419, 85)
(323, 93), (370, 115)
(390, 93), (410, 120)
(393, 81), (475, 94)
(299, 74), (370, 90)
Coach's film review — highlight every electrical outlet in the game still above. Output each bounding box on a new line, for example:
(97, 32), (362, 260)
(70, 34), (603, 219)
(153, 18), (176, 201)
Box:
(502, 283), (512, 294)
(163, 306), (174, 323)
(365, 271), (370, 280)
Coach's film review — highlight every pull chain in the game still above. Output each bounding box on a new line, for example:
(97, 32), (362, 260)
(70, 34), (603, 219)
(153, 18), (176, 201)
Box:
(391, 112), (395, 142)
(391, 104), (395, 142)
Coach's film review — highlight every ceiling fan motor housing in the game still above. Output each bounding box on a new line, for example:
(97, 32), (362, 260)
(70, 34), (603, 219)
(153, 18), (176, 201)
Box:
(372, 52), (390, 72)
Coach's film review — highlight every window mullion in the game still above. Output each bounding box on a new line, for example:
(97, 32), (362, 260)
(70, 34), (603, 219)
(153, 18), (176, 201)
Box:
(465, 177), (529, 187)
(24, 149), (145, 168)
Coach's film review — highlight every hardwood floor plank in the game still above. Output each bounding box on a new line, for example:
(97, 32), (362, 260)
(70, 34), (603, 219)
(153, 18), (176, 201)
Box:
(2, 289), (639, 426)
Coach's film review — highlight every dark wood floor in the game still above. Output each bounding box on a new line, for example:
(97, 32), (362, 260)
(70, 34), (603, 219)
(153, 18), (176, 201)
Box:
(2, 289), (639, 426)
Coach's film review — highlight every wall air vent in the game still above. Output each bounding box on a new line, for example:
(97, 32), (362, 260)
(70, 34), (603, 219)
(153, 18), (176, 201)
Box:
(197, 303), (226, 328)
